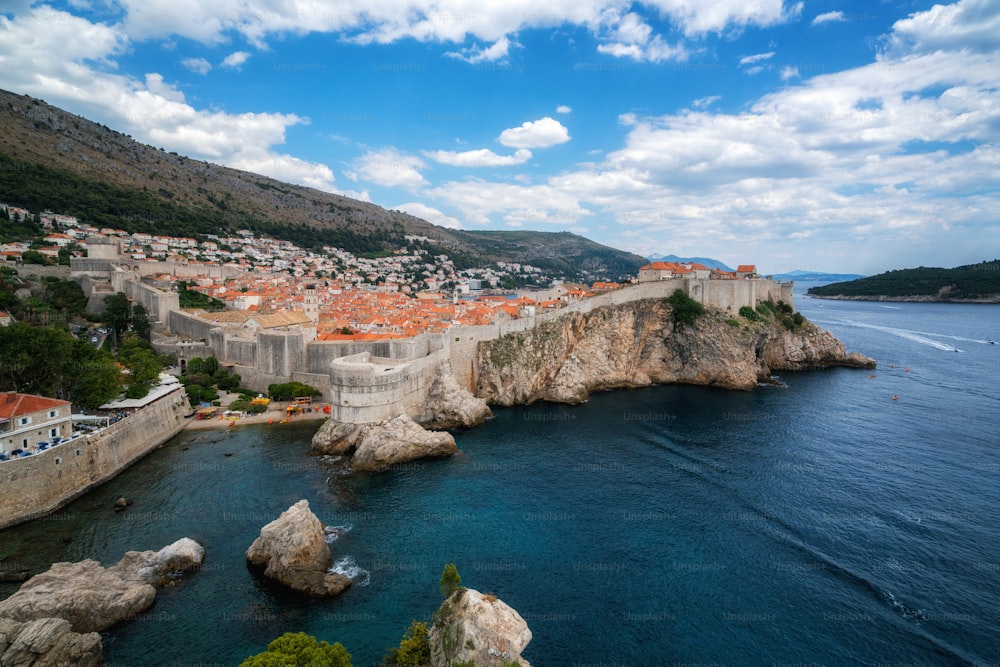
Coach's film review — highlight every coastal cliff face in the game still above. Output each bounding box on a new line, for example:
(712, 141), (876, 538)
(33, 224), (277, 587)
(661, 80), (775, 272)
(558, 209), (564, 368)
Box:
(476, 298), (875, 404)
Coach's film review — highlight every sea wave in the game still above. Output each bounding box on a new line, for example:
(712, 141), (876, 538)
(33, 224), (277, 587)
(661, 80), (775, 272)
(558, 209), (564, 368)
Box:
(329, 555), (370, 586)
(324, 524), (352, 543)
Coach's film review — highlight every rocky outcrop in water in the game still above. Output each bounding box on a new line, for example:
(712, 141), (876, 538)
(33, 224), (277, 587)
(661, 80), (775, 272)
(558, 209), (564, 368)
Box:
(311, 414), (459, 471)
(429, 588), (533, 667)
(476, 298), (875, 404)
(245, 500), (351, 596)
(0, 538), (204, 666)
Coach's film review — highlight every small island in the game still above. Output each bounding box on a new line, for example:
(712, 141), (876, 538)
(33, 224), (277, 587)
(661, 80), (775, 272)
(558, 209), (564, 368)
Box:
(807, 260), (1000, 303)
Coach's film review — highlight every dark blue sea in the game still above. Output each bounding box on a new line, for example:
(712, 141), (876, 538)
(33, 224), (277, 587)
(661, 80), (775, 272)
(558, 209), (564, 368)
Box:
(2, 290), (999, 667)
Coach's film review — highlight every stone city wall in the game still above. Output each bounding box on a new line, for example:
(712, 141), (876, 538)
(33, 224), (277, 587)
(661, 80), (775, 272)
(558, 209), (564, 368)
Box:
(0, 386), (190, 530)
(327, 349), (446, 424)
(130, 259), (243, 281)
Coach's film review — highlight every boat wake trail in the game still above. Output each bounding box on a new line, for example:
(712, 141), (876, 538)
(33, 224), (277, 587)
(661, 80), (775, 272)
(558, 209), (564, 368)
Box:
(815, 319), (961, 351)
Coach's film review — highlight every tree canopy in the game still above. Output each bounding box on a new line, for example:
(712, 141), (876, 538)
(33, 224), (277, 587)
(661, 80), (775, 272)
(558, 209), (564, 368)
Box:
(239, 632), (351, 667)
(0, 321), (119, 408)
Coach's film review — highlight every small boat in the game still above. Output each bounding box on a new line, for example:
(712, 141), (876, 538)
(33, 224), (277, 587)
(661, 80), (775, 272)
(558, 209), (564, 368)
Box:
(892, 395), (899, 401)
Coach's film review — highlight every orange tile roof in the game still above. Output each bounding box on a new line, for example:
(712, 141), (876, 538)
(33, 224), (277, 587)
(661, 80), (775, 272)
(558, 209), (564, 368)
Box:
(0, 392), (70, 419)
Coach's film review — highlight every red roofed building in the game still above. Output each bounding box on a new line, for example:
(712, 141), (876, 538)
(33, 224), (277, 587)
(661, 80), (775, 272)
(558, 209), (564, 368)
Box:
(736, 265), (758, 278)
(637, 261), (677, 282)
(0, 392), (72, 455)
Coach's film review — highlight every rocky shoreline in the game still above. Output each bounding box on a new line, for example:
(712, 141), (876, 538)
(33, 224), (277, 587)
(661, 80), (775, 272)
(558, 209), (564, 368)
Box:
(0, 538), (204, 666)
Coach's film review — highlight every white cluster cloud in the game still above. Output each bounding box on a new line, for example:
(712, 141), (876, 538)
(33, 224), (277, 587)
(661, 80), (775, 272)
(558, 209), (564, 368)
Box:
(0, 5), (338, 192)
(883, 0), (1000, 55)
(594, 9), (689, 63)
(181, 57), (212, 74)
(394, 201), (463, 229)
(221, 51), (251, 69)
(498, 117), (571, 149)
(105, 0), (801, 64)
(424, 148), (533, 167)
(347, 148), (428, 189)
(445, 36), (513, 64)
(811, 11), (845, 26)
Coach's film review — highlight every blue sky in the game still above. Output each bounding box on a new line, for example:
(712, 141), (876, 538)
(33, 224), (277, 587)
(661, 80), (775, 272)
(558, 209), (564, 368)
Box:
(1, 1), (998, 274)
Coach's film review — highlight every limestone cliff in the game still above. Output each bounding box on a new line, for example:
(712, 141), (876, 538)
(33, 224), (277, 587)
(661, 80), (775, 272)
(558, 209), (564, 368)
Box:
(412, 366), (492, 430)
(0, 538), (204, 666)
(429, 588), (533, 667)
(476, 298), (875, 404)
(245, 499), (352, 596)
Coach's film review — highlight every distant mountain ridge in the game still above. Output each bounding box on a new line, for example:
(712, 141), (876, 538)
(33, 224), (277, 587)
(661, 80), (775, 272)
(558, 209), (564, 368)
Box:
(0, 88), (647, 280)
(647, 254), (734, 272)
(807, 260), (1000, 302)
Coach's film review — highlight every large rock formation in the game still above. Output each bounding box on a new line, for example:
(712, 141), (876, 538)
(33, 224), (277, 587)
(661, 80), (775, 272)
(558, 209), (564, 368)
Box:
(245, 499), (352, 596)
(475, 298), (875, 404)
(429, 588), (533, 667)
(0, 538), (204, 667)
(311, 413), (459, 471)
(412, 367), (492, 429)
(0, 617), (102, 667)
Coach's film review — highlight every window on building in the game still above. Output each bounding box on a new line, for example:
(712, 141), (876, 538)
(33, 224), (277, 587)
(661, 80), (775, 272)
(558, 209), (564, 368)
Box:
(55, 458), (62, 465)
(50, 428), (58, 438)
(48, 410), (58, 418)
(18, 417), (30, 426)
(22, 438), (28, 448)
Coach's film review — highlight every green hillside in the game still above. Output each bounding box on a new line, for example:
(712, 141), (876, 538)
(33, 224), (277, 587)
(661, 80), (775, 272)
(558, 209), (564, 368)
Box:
(807, 260), (1000, 300)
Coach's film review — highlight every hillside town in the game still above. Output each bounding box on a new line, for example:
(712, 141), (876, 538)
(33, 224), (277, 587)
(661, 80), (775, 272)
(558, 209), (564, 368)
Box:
(1, 203), (773, 343)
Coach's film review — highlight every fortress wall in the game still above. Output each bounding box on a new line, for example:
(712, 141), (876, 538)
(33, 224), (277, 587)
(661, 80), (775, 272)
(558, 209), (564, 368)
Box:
(69, 257), (117, 277)
(132, 260), (242, 281)
(168, 310), (215, 341)
(221, 335), (258, 367)
(306, 340), (393, 374)
(122, 279), (180, 323)
(257, 331), (306, 377)
(327, 350), (445, 423)
(0, 386), (190, 530)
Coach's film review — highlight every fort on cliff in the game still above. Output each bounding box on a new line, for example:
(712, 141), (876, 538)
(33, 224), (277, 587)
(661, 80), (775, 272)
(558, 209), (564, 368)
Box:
(69, 241), (793, 427)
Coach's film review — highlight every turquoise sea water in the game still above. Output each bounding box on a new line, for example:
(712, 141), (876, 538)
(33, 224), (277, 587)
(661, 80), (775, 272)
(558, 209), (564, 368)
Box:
(2, 291), (999, 666)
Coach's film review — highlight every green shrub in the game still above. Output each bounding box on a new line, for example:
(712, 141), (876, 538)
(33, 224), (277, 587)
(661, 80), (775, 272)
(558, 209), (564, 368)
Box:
(738, 305), (759, 321)
(664, 289), (705, 328)
(382, 621), (430, 666)
(440, 563), (461, 598)
(268, 381), (322, 401)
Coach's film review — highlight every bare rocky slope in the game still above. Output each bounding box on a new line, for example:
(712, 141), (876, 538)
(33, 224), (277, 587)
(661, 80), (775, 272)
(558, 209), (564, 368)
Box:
(475, 298), (875, 404)
(0, 88), (647, 278)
